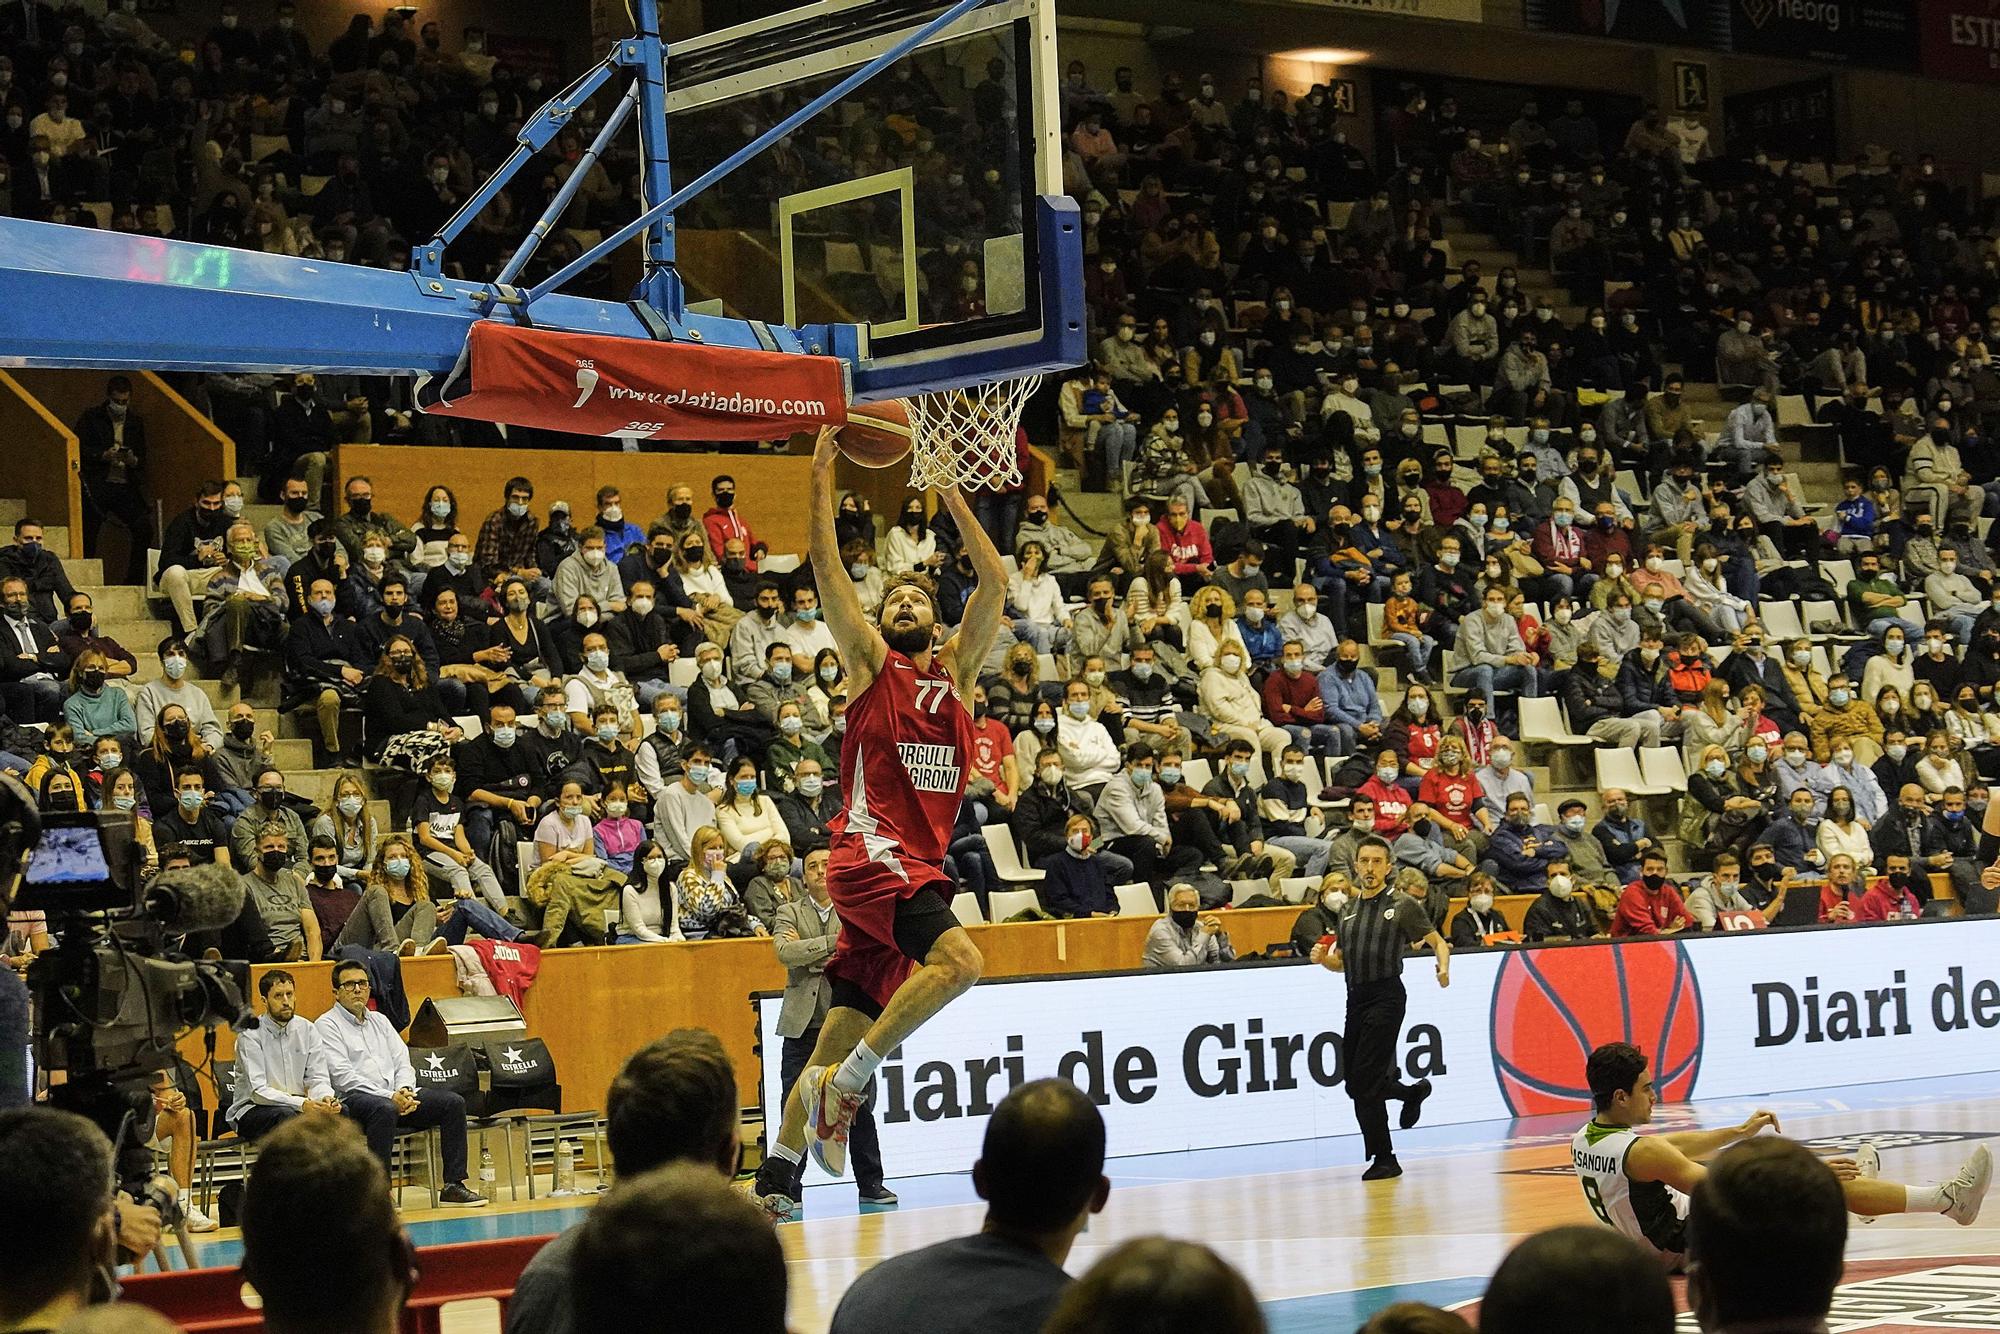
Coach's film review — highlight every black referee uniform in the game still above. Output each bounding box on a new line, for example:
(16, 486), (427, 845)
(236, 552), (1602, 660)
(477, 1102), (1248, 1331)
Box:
(1335, 887), (1436, 1172)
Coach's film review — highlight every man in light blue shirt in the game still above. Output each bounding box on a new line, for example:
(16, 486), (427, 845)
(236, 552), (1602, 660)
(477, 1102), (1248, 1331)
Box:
(315, 959), (488, 1207)
(230, 969), (341, 1141)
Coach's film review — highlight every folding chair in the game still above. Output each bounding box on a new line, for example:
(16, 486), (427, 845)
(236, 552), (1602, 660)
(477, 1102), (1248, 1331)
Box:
(1640, 746), (1688, 793)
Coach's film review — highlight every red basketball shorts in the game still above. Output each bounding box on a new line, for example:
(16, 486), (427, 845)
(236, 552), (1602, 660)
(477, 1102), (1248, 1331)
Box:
(822, 834), (954, 1010)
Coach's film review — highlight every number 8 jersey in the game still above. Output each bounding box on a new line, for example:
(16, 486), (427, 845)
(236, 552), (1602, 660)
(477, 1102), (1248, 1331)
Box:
(830, 649), (977, 867)
(1571, 1120), (1689, 1265)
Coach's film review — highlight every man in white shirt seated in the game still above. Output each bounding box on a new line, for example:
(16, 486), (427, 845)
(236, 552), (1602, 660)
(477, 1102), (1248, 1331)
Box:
(230, 969), (344, 1141)
(314, 959), (489, 1207)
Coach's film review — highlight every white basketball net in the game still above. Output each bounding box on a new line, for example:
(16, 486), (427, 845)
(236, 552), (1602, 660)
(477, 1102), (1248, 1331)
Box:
(904, 374), (1041, 493)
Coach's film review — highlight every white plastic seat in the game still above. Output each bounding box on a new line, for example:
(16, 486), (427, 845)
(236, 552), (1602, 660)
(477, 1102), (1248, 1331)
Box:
(667, 658), (699, 688)
(1640, 746), (1687, 793)
(1594, 746), (1670, 797)
(1228, 878), (1268, 907)
(1519, 695), (1593, 746)
(1277, 876), (1319, 902)
(987, 888), (1043, 921)
(1758, 601), (1805, 642)
(1114, 883), (1159, 917)
(949, 894), (986, 928)
(760, 553), (803, 574)
(981, 824), (1045, 883)
(1181, 758), (1214, 790)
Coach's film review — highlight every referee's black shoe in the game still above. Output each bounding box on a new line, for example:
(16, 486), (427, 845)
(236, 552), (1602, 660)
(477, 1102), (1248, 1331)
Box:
(1362, 1156), (1403, 1181)
(1400, 1077), (1434, 1129)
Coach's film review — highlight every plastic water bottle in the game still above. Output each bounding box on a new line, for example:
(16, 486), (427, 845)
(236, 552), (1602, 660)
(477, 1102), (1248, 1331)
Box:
(553, 1138), (577, 1196)
(479, 1140), (496, 1187)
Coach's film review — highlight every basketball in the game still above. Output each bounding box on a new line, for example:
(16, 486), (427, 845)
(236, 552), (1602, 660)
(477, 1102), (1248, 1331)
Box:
(837, 399), (914, 469)
(1489, 941), (1702, 1116)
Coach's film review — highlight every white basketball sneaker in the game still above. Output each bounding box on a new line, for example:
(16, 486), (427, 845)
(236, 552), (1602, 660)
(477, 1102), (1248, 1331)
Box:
(1942, 1144), (1992, 1226)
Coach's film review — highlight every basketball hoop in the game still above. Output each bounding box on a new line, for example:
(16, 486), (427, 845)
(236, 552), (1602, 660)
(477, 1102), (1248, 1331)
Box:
(903, 373), (1041, 493)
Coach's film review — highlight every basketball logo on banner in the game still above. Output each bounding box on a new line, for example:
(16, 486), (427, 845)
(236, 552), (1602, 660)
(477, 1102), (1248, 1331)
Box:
(1488, 942), (1703, 1115)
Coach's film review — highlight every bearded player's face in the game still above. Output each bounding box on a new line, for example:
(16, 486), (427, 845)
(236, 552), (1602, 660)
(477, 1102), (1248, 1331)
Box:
(881, 586), (935, 653)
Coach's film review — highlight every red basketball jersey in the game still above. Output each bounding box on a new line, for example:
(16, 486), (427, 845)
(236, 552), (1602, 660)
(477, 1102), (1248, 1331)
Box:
(831, 649), (976, 867)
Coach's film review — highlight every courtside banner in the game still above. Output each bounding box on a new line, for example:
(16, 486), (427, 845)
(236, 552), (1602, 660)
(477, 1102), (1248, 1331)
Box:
(420, 321), (849, 440)
(758, 919), (2000, 1182)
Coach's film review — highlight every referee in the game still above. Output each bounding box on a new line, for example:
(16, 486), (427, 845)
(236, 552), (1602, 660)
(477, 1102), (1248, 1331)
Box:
(1310, 835), (1450, 1180)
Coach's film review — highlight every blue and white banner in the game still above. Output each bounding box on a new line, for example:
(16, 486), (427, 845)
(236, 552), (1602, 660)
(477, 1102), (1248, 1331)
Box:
(757, 919), (2000, 1181)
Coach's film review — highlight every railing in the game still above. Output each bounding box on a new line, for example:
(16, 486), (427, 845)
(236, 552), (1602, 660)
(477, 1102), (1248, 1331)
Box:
(120, 1235), (554, 1333)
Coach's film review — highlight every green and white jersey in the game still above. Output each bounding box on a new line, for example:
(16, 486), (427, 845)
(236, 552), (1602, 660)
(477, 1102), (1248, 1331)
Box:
(1571, 1119), (1689, 1264)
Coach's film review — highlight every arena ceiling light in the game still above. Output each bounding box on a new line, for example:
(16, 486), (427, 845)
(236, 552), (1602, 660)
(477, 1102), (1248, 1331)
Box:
(1276, 47), (1371, 64)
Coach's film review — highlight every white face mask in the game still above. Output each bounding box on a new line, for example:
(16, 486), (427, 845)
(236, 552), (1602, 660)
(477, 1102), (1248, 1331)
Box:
(1219, 654), (1242, 674)
(1470, 892), (1494, 913)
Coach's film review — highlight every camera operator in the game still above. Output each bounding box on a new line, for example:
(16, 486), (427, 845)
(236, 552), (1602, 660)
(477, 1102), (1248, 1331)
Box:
(0, 1107), (126, 1332)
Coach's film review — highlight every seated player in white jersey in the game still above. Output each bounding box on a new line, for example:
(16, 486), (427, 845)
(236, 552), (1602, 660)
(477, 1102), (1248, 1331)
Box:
(1575, 1042), (1990, 1269)
(752, 424), (1010, 1217)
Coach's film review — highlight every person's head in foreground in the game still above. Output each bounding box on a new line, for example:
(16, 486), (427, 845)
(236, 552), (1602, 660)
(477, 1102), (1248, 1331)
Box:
(1042, 1236), (1265, 1334)
(242, 1114), (414, 1334)
(572, 1162), (787, 1334)
(1687, 1138), (1846, 1332)
(606, 1027), (740, 1178)
(0, 1108), (118, 1332)
(1587, 1041), (1657, 1125)
(1356, 1301), (1474, 1334)
(1478, 1225), (1674, 1334)
(976, 1077), (1111, 1257)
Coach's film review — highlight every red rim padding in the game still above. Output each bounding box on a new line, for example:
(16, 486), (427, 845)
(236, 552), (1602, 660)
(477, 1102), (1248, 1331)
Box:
(422, 321), (851, 440)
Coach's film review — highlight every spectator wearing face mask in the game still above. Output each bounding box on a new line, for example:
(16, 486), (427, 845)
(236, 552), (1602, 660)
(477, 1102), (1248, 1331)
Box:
(1612, 849), (1690, 935)
(1522, 859), (1598, 941)
(1491, 792), (1564, 892)
(1448, 873), (1508, 947)
(1289, 872), (1351, 954)
(1039, 814), (1118, 918)
(1808, 674), (1883, 766)
(554, 526), (625, 618)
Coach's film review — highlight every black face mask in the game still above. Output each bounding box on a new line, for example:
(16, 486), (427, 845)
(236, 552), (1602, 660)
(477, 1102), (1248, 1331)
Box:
(283, 495), (309, 513)
(162, 719), (190, 743)
(231, 718), (256, 741)
(1748, 860), (1777, 881)
(714, 493), (735, 510)
(1888, 870), (1912, 889)
(259, 849), (289, 873)
(1170, 909), (1198, 929)
(1641, 873), (1665, 891)
(390, 654), (415, 672)
(313, 541), (339, 562)
(1337, 659), (1358, 675)
(348, 497), (372, 517)
(312, 862), (340, 884)
(670, 504), (691, 524)
(81, 669), (104, 690)
(258, 787), (285, 809)
(650, 545), (673, 567)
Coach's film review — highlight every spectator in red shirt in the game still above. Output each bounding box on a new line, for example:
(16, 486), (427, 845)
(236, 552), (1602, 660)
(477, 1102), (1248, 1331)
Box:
(966, 682), (1020, 812)
(1356, 747), (1412, 835)
(1854, 854), (1923, 921)
(1612, 849), (1691, 935)
(1262, 638), (1338, 755)
(702, 474), (764, 569)
(1417, 733), (1487, 834)
(1816, 853), (1867, 923)
(1155, 498), (1214, 582)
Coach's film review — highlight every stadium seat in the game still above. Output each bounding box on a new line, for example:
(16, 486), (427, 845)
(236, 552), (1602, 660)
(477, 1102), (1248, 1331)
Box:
(1639, 746), (1688, 793)
(1277, 876), (1320, 902)
(760, 553), (803, 574)
(1519, 696), (1593, 746)
(1594, 746), (1670, 797)
(1227, 878), (1268, 907)
(987, 888), (1043, 921)
(981, 824), (1045, 883)
(949, 893), (985, 927)
(1182, 757), (1214, 790)
(1114, 883), (1160, 917)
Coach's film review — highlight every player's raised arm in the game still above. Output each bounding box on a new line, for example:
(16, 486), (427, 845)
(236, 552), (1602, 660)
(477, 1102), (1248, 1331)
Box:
(935, 482), (1008, 692)
(811, 425), (886, 692)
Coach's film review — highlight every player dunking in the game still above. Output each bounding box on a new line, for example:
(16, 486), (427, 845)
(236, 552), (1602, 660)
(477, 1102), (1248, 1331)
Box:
(1574, 1042), (1990, 1269)
(752, 425), (1009, 1217)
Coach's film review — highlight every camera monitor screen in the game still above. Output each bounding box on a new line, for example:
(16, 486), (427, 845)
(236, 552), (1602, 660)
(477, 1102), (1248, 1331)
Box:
(14, 818), (127, 912)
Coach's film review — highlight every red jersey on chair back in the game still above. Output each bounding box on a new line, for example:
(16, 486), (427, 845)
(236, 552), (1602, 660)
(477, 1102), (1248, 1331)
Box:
(831, 649), (977, 867)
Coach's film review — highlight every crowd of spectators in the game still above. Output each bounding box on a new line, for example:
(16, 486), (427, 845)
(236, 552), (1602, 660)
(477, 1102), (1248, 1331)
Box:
(5, 28), (2000, 998)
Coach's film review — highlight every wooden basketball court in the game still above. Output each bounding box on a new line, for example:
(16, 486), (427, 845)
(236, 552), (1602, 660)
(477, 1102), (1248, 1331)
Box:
(172, 1069), (2000, 1332)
